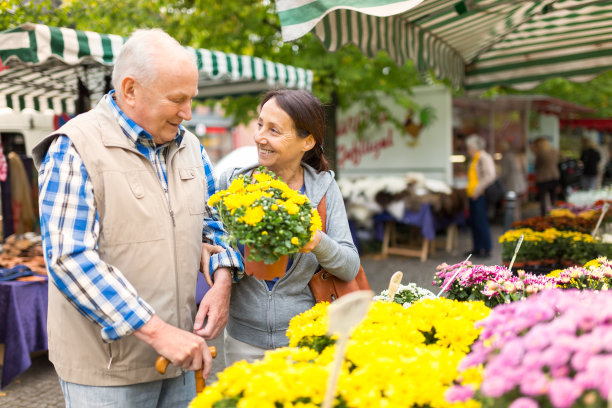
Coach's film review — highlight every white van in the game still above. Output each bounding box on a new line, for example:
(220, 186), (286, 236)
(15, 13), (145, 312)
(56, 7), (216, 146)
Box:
(0, 108), (55, 156)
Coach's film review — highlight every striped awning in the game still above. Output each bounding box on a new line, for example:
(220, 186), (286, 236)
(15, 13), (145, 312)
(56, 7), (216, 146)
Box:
(276, 0), (612, 92)
(0, 23), (313, 113)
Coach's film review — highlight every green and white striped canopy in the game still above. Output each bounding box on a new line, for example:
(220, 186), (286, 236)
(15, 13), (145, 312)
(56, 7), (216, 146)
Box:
(277, 0), (612, 92)
(0, 23), (313, 113)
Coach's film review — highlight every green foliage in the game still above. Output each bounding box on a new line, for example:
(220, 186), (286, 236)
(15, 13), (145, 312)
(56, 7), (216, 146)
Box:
(1, 0), (427, 130)
(212, 396), (240, 408)
(478, 71), (612, 118)
(296, 335), (336, 353)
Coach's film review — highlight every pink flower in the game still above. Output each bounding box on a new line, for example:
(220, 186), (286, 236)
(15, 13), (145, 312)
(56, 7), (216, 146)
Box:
(547, 378), (581, 408)
(519, 371), (549, 396)
(481, 375), (513, 398)
(509, 397), (539, 408)
(444, 385), (474, 402)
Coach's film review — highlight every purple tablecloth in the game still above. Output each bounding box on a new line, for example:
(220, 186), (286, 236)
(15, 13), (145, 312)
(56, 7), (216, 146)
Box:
(374, 204), (436, 241)
(0, 279), (48, 388)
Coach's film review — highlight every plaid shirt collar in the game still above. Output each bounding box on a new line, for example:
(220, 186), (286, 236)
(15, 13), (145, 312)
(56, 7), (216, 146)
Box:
(105, 90), (184, 147)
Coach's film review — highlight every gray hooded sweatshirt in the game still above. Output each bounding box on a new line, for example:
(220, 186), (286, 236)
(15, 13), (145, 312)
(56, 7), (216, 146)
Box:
(218, 163), (360, 349)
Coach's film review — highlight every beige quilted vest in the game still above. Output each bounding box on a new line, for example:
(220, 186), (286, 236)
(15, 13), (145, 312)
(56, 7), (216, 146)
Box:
(33, 100), (205, 385)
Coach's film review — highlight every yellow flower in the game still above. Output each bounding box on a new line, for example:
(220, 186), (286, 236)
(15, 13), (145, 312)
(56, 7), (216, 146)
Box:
(223, 194), (243, 211)
(207, 191), (223, 207)
(289, 194), (307, 205)
(228, 177), (245, 194)
(262, 231), (268, 236)
(253, 172), (273, 183)
(310, 209), (322, 234)
(291, 237), (299, 245)
(285, 201), (299, 215)
(239, 206), (265, 226)
(207, 167), (319, 264)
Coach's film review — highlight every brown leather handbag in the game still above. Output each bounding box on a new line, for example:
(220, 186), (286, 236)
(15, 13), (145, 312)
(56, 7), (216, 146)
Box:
(308, 196), (371, 303)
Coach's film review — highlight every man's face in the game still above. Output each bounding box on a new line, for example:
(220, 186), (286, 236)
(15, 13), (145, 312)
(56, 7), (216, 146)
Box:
(130, 58), (199, 145)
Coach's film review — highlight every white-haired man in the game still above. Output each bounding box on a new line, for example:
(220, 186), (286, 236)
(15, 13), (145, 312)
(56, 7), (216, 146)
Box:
(33, 29), (242, 407)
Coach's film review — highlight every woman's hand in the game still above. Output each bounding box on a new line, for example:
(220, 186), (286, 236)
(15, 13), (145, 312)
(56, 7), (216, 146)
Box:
(300, 230), (322, 253)
(200, 243), (225, 287)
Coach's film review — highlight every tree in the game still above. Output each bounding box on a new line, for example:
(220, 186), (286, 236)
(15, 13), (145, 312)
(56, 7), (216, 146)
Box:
(2, 0), (427, 170)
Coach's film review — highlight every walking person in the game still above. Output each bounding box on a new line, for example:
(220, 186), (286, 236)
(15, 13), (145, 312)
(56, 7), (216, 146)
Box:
(217, 89), (360, 366)
(33, 29), (241, 408)
(531, 136), (561, 216)
(580, 137), (601, 191)
(465, 134), (496, 258)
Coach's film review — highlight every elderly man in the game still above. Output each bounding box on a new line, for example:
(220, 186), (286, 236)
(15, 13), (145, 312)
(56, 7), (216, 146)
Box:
(33, 29), (241, 407)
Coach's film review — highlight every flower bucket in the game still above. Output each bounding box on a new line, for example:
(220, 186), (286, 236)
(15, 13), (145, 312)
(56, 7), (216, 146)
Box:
(244, 246), (288, 280)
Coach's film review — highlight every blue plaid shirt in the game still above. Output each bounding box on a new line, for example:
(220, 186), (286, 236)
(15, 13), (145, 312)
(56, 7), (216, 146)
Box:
(38, 91), (242, 342)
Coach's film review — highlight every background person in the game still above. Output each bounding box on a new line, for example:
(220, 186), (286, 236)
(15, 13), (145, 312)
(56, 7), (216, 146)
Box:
(465, 134), (496, 258)
(531, 136), (561, 216)
(580, 136), (601, 191)
(217, 89), (360, 366)
(500, 140), (528, 222)
(33, 29), (241, 408)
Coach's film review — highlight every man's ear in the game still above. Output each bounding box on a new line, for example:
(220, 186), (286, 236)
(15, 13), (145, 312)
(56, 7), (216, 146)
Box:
(120, 76), (138, 108)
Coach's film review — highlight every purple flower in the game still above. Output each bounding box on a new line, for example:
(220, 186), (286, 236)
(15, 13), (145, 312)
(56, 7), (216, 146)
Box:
(509, 397), (539, 408)
(457, 289), (612, 406)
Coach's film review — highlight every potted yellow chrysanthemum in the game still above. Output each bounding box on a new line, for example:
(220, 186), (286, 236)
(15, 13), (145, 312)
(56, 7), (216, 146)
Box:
(208, 167), (322, 280)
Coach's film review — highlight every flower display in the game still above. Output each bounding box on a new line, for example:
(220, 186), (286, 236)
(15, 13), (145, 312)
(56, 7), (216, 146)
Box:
(208, 167), (322, 263)
(191, 299), (489, 408)
(373, 282), (435, 307)
(433, 262), (555, 307)
(548, 257), (612, 291)
(510, 216), (595, 234)
(450, 289), (612, 408)
(498, 228), (610, 265)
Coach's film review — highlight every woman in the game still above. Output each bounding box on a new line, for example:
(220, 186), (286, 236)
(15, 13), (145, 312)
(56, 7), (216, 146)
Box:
(531, 136), (560, 216)
(465, 134), (496, 258)
(217, 89), (360, 366)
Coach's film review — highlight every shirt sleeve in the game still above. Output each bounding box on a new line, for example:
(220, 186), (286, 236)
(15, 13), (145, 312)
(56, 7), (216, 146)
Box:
(199, 145), (244, 282)
(38, 135), (154, 342)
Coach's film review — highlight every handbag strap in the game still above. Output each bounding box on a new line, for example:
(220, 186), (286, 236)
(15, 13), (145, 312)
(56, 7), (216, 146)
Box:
(316, 195), (327, 234)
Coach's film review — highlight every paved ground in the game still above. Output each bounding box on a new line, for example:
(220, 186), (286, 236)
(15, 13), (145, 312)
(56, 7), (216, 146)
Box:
(0, 219), (509, 407)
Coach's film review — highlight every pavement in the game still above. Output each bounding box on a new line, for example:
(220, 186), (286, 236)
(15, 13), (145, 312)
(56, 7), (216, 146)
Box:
(0, 220), (509, 407)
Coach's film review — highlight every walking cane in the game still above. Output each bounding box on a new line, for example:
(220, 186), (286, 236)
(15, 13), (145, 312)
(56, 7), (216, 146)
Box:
(155, 346), (217, 393)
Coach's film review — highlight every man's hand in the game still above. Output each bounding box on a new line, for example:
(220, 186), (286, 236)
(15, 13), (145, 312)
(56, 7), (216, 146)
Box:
(300, 230), (322, 253)
(193, 267), (232, 340)
(134, 315), (213, 378)
(200, 243), (225, 287)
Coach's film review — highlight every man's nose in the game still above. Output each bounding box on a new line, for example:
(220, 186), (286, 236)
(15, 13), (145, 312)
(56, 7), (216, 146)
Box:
(178, 102), (192, 121)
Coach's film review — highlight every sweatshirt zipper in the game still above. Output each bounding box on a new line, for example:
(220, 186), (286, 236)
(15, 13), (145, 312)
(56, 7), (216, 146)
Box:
(265, 254), (298, 348)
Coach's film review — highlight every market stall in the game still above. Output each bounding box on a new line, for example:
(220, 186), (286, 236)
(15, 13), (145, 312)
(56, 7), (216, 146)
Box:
(0, 23), (313, 114)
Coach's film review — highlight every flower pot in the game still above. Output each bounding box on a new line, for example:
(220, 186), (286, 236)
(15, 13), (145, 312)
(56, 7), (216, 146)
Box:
(244, 246), (289, 280)
(561, 259), (575, 267)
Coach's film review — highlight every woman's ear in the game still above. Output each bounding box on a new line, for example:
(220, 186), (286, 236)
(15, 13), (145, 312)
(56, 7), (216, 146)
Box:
(302, 134), (316, 152)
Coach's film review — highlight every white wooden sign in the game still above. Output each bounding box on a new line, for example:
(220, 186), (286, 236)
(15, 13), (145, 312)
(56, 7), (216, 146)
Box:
(336, 85), (453, 183)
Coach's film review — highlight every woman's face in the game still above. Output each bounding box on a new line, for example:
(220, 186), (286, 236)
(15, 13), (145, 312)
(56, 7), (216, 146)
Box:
(254, 98), (314, 174)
